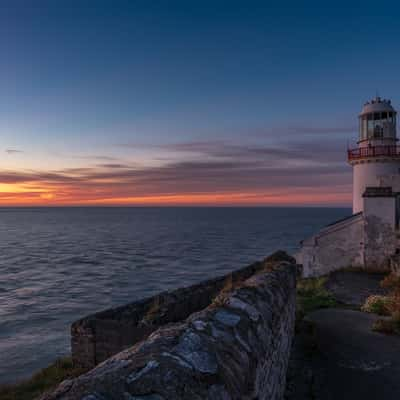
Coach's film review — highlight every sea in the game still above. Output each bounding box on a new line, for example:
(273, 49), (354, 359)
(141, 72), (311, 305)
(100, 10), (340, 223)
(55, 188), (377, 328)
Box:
(0, 206), (350, 384)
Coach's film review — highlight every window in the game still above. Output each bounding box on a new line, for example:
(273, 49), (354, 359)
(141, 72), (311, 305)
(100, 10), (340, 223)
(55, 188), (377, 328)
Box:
(374, 124), (383, 138)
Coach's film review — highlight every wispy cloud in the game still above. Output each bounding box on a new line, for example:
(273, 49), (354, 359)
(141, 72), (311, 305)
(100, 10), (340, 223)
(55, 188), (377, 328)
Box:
(0, 138), (351, 206)
(146, 139), (347, 165)
(285, 125), (357, 135)
(68, 155), (120, 161)
(96, 163), (133, 169)
(5, 149), (23, 155)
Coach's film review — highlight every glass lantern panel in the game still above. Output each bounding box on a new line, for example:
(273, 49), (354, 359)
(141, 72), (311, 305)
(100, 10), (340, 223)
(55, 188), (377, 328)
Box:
(362, 117), (368, 140)
(367, 115), (374, 137)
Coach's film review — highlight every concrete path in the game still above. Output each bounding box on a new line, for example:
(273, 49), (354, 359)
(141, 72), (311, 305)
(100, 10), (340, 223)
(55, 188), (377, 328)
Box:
(307, 309), (400, 399)
(325, 270), (388, 306)
(285, 271), (400, 399)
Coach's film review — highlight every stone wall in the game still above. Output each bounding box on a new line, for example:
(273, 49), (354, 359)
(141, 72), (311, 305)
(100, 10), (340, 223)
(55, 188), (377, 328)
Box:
(42, 253), (297, 400)
(72, 252), (293, 369)
(295, 213), (364, 277)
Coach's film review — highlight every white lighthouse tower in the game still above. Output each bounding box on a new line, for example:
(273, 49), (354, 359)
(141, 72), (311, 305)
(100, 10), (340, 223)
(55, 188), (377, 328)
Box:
(297, 96), (400, 277)
(348, 97), (398, 213)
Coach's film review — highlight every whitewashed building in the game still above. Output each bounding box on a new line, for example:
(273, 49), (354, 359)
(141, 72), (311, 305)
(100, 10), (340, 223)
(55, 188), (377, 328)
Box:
(296, 97), (400, 277)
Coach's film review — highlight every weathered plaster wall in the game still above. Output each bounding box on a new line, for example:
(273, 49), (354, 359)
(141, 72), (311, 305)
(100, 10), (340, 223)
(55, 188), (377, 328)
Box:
(42, 254), (297, 400)
(364, 195), (396, 228)
(295, 213), (364, 277)
(363, 214), (397, 269)
(389, 253), (400, 275)
(296, 208), (398, 276)
(352, 162), (396, 213)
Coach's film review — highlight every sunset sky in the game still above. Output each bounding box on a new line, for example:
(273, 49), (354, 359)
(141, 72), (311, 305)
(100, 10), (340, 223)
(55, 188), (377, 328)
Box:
(1, 0), (400, 206)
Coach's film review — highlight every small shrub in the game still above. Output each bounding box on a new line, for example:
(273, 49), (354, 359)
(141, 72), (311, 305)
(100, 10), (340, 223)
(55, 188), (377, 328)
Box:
(372, 318), (400, 335)
(297, 277), (337, 316)
(297, 277), (327, 296)
(0, 357), (86, 400)
(381, 273), (400, 323)
(368, 273), (400, 336)
(381, 273), (400, 292)
(361, 295), (391, 316)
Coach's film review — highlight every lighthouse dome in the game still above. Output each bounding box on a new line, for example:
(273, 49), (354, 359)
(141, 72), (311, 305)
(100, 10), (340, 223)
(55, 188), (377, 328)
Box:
(360, 96), (396, 116)
(358, 96), (397, 144)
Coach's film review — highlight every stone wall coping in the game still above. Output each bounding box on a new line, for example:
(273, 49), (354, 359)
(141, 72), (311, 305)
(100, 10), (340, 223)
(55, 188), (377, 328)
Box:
(42, 253), (297, 400)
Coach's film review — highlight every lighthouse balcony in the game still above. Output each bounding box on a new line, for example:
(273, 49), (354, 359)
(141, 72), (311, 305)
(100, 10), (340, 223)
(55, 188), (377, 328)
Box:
(348, 145), (400, 162)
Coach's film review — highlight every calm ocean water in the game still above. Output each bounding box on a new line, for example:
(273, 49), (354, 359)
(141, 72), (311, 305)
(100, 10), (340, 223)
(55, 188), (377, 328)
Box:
(0, 207), (350, 384)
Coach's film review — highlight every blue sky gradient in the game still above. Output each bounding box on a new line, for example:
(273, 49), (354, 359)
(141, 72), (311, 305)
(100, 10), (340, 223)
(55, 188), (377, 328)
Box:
(0, 1), (399, 205)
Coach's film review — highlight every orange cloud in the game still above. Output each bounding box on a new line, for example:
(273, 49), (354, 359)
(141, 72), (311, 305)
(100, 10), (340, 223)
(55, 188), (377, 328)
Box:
(0, 139), (352, 206)
(0, 183), (351, 207)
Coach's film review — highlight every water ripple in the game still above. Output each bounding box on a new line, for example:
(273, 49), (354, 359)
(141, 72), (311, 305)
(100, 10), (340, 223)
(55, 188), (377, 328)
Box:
(0, 206), (349, 384)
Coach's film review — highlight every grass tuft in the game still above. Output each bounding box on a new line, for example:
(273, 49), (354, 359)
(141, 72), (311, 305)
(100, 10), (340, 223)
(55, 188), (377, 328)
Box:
(0, 357), (86, 400)
(296, 277), (337, 319)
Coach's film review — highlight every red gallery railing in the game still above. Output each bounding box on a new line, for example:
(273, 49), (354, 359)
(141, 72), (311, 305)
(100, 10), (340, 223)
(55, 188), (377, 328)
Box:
(348, 145), (400, 161)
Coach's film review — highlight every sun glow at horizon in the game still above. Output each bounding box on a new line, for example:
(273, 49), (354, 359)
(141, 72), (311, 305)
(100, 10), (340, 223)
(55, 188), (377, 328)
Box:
(0, 180), (351, 207)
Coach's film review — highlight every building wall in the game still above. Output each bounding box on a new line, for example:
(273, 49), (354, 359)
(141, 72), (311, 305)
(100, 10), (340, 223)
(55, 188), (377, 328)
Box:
(295, 213), (364, 277)
(364, 196), (396, 228)
(296, 202), (398, 276)
(353, 161), (400, 213)
(43, 254), (298, 400)
(363, 214), (397, 269)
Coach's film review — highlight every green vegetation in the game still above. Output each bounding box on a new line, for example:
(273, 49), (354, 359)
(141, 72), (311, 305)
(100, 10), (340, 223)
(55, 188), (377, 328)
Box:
(369, 273), (400, 335)
(296, 277), (337, 321)
(361, 295), (391, 316)
(0, 357), (86, 400)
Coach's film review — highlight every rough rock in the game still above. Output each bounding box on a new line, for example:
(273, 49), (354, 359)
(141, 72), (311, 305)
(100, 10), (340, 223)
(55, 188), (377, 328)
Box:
(41, 254), (297, 400)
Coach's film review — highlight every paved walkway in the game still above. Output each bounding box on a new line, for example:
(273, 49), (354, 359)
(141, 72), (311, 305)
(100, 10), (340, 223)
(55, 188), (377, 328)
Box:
(325, 270), (388, 306)
(307, 309), (400, 399)
(285, 271), (400, 399)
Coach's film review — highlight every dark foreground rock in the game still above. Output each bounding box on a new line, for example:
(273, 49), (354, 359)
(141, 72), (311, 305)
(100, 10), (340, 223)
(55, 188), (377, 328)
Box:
(287, 308), (400, 400)
(41, 255), (297, 400)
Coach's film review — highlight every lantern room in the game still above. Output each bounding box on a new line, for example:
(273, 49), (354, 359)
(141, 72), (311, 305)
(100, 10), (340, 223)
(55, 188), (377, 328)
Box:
(358, 97), (397, 145)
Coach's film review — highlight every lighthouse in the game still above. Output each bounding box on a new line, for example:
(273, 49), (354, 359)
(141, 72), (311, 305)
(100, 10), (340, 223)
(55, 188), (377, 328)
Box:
(296, 96), (400, 277)
(348, 97), (399, 213)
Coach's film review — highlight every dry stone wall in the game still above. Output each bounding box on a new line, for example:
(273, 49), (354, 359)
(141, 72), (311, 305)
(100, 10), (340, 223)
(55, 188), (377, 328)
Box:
(71, 253), (293, 369)
(43, 252), (298, 400)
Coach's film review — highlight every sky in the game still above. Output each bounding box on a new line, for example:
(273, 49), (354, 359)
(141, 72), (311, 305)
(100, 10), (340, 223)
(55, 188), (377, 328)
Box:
(0, 0), (399, 206)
